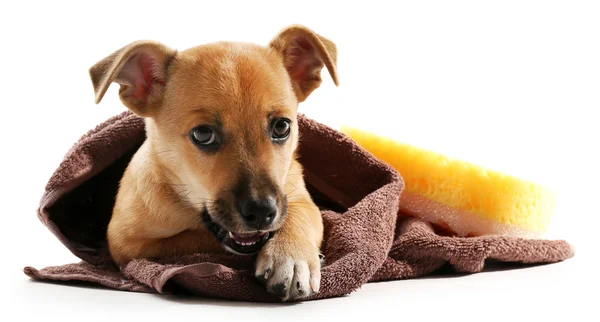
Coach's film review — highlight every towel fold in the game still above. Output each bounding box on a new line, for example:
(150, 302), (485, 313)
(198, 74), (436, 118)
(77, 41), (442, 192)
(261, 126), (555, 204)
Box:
(24, 111), (574, 302)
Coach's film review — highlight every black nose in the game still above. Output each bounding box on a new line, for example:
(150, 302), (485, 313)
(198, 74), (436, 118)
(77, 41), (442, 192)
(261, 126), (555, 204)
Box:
(238, 196), (277, 229)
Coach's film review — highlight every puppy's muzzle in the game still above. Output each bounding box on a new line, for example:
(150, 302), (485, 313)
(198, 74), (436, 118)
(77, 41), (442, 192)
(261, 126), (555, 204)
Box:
(237, 196), (277, 230)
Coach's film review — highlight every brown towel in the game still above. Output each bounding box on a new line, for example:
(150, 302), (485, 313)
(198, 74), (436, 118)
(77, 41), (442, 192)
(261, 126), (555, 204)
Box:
(23, 111), (574, 302)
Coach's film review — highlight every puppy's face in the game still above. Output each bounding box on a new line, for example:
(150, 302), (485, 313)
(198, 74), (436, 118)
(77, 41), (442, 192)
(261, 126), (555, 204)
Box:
(90, 26), (338, 255)
(154, 43), (300, 254)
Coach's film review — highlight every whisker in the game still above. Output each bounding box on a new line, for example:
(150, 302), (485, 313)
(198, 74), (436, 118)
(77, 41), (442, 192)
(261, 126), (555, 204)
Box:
(286, 191), (301, 198)
(285, 183), (302, 197)
(180, 189), (192, 198)
(151, 149), (174, 156)
(146, 181), (188, 187)
(190, 201), (217, 206)
(186, 196), (218, 201)
(187, 198), (218, 203)
(286, 194), (307, 200)
(287, 200), (316, 207)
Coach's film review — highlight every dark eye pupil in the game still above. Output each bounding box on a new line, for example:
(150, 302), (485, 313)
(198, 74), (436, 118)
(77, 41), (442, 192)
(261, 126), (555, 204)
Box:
(273, 119), (290, 138)
(192, 127), (215, 145)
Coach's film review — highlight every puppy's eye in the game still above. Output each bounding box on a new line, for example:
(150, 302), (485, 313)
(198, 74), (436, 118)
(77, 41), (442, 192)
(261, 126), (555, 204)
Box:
(191, 126), (217, 146)
(271, 119), (291, 141)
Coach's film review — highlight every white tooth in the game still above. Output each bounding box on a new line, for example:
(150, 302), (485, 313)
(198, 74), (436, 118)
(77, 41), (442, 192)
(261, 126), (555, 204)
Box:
(228, 231), (235, 239)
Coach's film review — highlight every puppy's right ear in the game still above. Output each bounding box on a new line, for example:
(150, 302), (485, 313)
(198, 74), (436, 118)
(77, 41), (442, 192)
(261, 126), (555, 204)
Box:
(89, 41), (176, 117)
(269, 25), (339, 103)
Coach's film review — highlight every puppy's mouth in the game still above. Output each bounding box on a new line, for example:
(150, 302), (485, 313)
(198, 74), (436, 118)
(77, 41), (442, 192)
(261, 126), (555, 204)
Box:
(201, 209), (273, 255)
(226, 231), (270, 254)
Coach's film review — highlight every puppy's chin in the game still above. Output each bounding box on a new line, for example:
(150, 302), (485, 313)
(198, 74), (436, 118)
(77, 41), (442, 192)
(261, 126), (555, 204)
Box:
(200, 209), (274, 255)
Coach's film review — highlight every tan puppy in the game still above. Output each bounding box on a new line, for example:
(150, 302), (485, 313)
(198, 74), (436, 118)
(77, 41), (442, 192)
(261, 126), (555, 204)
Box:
(89, 25), (338, 301)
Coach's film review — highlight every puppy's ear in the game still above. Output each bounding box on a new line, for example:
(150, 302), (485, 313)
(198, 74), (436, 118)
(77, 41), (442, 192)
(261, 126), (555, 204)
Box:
(269, 25), (339, 102)
(89, 41), (176, 117)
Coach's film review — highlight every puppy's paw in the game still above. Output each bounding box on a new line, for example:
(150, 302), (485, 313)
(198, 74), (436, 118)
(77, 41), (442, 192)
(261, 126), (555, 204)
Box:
(255, 240), (321, 301)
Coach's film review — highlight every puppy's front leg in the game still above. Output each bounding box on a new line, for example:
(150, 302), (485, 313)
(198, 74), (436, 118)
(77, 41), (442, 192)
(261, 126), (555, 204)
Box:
(255, 167), (324, 301)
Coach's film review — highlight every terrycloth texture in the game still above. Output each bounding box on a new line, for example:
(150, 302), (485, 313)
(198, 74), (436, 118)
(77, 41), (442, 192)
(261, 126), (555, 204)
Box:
(24, 111), (574, 302)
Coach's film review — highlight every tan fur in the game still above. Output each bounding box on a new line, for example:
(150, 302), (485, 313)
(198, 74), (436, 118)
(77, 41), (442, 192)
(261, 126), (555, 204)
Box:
(91, 25), (337, 301)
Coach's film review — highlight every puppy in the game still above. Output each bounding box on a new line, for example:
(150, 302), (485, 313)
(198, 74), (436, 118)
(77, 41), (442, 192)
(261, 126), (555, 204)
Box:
(89, 25), (338, 301)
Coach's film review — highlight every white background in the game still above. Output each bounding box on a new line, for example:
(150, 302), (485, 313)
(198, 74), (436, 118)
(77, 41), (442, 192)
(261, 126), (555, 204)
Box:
(2, 0), (598, 321)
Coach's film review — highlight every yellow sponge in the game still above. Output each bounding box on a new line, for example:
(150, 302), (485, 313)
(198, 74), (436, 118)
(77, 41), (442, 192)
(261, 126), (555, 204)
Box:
(341, 126), (556, 238)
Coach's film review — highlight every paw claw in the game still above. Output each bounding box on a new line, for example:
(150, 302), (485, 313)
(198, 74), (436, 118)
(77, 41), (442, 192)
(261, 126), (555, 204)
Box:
(255, 241), (321, 301)
(256, 274), (267, 284)
(255, 267), (271, 284)
(271, 282), (288, 297)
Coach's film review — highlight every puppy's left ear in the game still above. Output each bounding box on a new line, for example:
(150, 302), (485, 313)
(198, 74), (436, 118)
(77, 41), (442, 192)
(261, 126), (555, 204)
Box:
(269, 25), (339, 102)
(89, 40), (176, 117)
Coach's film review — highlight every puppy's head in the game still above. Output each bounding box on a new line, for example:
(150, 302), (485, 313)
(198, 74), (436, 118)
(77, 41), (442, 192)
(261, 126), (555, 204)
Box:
(90, 25), (338, 255)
